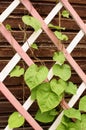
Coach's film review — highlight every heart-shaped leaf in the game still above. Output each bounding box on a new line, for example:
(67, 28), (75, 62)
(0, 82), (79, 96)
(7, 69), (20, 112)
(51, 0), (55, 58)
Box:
(35, 109), (57, 123)
(6, 24), (12, 31)
(80, 114), (86, 130)
(50, 79), (67, 96)
(64, 108), (81, 120)
(24, 64), (48, 90)
(37, 83), (62, 112)
(65, 81), (77, 95)
(53, 64), (71, 81)
(8, 112), (25, 128)
(79, 96), (86, 112)
(31, 87), (39, 100)
(22, 15), (41, 31)
(61, 116), (71, 127)
(56, 123), (67, 130)
(68, 122), (81, 130)
(62, 10), (70, 18)
(31, 43), (38, 50)
(53, 51), (65, 65)
(54, 31), (68, 41)
(10, 66), (24, 77)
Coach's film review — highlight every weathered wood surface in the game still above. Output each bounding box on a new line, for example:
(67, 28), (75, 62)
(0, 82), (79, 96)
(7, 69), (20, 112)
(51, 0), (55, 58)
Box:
(0, 0), (86, 129)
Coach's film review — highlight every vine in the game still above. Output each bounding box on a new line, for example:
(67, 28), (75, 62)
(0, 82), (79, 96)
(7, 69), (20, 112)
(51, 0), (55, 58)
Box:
(6, 9), (84, 130)
(56, 96), (86, 130)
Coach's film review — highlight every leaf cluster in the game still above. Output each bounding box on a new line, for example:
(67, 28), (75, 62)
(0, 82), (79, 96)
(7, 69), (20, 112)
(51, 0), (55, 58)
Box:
(56, 96), (86, 130)
(48, 10), (69, 41)
(8, 51), (77, 128)
(7, 10), (79, 129)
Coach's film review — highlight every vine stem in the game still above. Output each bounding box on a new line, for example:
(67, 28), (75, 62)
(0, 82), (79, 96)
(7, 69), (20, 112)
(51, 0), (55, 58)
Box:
(60, 98), (76, 122)
(20, 0), (78, 123)
(21, 0), (86, 84)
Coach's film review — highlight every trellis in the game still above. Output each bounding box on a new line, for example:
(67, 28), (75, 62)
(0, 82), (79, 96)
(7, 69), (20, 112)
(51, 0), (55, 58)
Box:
(0, 0), (86, 130)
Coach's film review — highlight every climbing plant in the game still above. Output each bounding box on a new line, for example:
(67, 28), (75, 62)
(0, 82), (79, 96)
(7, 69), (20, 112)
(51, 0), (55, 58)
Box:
(56, 96), (86, 130)
(6, 10), (82, 129)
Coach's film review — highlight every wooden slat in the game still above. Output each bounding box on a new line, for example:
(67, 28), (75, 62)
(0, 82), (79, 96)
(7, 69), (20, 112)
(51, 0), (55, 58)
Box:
(0, 0), (86, 4)
(3, 17), (85, 31)
(1, 46), (86, 59)
(0, 2), (55, 16)
(0, 3), (86, 18)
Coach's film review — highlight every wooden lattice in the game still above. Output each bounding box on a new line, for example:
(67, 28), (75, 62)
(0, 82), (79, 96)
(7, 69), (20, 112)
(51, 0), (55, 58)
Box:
(0, 0), (86, 130)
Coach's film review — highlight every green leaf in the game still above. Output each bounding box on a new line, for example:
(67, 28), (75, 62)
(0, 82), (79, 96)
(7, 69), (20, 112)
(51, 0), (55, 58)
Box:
(68, 122), (81, 130)
(61, 116), (71, 127)
(24, 64), (48, 90)
(56, 123), (67, 130)
(8, 112), (25, 128)
(54, 31), (63, 40)
(79, 96), (86, 112)
(31, 87), (39, 100)
(50, 79), (67, 96)
(36, 83), (62, 112)
(6, 24), (12, 31)
(62, 10), (70, 18)
(65, 82), (77, 95)
(53, 51), (65, 65)
(22, 15), (41, 31)
(80, 114), (86, 130)
(48, 23), (65, 30)
(31, 43), (38, 49)
(49, 108), (58, 116)
(10, 66), (24, 77)
(54, 31), (68, 41)
(74, 114), (86, 130)
(64, 108), (81, 120)
(53, 64), (71, 81)
(35, 109), (57, 123)
(61, 34), (68, 41)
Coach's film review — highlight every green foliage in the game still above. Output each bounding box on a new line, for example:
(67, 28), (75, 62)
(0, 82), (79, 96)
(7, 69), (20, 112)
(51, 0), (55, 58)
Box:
(56, 123), (67, 130)
(31, 43), (38, 49)
(56, 120), (81, 130)
(22, 15), (41, 31)
(79, 96), (86, 112)
(8, 112), (25, 128)
(64, 108), (81, 120)
(80, 114), (86, 130)
(53, 51), (65, 65)
(56, 99), (86, 130)
(65, 82), (77, 95)
(24, 64), (48, 90)
(35, 109), (57, 123)
(56, 115), (81, 130)
(48, 23), (65, 30)
(68, 122), (81, 130)
(6, 24), (12, 31)
(61, 116), (71, 127)
(7, 6), (79, 128)
(53, 64), (71, 81)
(31, 87), (38, 100)
(8, 51), (78, 128)
(62, 10), (70, 18)
(10, 66), (24, 77)
(50, 79), (67, 96)
(36, 83), (63, 112)
(54, 31), (68, 41)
